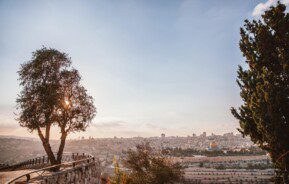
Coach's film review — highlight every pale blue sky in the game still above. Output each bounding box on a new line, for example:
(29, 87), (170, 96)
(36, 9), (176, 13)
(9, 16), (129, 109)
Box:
(0, 0), (278, 138)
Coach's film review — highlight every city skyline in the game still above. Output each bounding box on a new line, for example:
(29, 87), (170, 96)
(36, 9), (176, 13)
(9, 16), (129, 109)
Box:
(0, 0), (287, 139)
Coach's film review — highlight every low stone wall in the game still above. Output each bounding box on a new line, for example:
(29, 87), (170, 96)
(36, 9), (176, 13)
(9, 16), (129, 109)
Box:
(41, 162), (101, 184)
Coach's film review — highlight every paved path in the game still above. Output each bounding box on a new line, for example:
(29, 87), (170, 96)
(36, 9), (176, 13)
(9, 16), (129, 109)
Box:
(0, 170), (35, 184)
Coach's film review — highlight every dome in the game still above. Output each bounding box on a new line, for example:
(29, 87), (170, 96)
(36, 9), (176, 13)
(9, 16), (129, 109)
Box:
(210, 141), (218, 149)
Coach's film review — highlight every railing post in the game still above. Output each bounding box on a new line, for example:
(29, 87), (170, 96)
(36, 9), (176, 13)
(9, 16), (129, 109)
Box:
(26, 174), (30, 182)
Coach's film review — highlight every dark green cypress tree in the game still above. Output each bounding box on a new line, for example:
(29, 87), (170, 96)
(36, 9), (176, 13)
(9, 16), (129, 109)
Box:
(231, 2), (289, 183)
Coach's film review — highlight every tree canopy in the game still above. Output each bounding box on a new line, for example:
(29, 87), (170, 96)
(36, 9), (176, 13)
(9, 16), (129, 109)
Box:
(110, 142), (183, 184)
(17, 47), (96, 165)
(231, 2), (289, 182)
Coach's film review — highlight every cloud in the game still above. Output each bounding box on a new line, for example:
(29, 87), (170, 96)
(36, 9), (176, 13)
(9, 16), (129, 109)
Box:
(0, 106), (19, 129)
(91, 117), (127, 129)
(0, 118), (18, 129)
(92, 121), (123, 129)
(252, 0), (289, 17)
(145, 123), (167, 131)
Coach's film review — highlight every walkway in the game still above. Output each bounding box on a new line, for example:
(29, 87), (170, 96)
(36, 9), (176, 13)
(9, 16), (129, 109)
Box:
(0, 170), (35, 184)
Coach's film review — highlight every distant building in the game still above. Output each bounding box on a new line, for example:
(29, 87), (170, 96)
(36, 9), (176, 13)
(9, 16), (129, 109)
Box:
(210, 141), (218, 149)
(161, 133), (165, 138)
(200, 132), (206, 138)
(223, 132), (234, 137)
(207, 141), (220, 151)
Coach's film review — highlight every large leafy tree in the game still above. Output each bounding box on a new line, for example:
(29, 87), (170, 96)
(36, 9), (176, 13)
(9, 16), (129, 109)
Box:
(17, 47), (96, 166)
(231, 2), (289, 182)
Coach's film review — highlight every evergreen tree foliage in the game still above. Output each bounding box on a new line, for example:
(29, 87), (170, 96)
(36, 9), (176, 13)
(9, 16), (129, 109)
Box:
(231, 2), (289, 182)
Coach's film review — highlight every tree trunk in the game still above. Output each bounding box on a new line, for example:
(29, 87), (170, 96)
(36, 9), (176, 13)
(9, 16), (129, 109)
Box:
(56, 131), (67, 164)
(284, 157), (289, 184)
(37, 127), (57, 166)
(42, 141), (57, 165)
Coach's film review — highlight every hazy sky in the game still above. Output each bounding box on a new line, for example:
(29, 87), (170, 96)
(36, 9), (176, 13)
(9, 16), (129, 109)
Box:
(0, 0), (284, 139)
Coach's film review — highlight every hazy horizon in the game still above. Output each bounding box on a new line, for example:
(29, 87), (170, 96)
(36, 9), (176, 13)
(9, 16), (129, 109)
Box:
(0, 0), (287, 139)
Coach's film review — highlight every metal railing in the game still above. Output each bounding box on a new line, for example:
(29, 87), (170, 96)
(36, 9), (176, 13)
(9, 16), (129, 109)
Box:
(6, 153), (97, 184)
(0, 152), (80, 171)
(0, 164), (9, 170)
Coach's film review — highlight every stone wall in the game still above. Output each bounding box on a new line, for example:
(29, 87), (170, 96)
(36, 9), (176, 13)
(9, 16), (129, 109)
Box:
(41, 162), (102, 184)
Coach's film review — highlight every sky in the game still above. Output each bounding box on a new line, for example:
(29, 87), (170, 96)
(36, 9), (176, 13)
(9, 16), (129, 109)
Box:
(0, 0), (286, 139)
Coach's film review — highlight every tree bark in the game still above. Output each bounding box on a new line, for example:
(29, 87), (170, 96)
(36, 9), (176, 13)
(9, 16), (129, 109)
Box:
(56, 130), (67, 164)
(37, 127), (57, 166)
(45, 123), (51, 142)
(284, 156), (289, 184)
